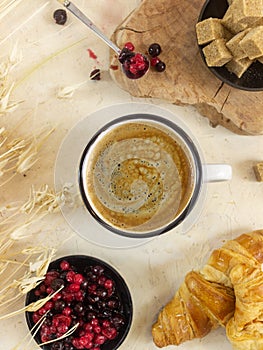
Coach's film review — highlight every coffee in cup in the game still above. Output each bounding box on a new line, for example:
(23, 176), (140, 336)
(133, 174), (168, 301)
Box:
(79, 115), (202, 237)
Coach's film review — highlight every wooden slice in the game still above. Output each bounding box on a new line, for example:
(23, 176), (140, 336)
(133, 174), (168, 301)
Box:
(109, 0), (263, 135)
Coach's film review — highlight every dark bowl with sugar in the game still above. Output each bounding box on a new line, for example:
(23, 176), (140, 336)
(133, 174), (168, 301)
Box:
(197, 0), (263, 91)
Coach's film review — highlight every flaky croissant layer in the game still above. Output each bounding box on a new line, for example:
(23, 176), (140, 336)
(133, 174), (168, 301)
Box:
(152, 229), (263, 349)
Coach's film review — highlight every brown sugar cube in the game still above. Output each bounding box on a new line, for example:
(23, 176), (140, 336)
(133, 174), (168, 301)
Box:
(240, 26), (263, 59)
(241, 0), (263, 17)
(232, 0), (263, 24)
(222, 9), (248, 34)
(222, 0), (263, 33)
(202, 39), (232, 66)
(225, 57), (253, 77)
(196, 18), (226, 45)
(226, 29), (250, 59)
(253, 162), (263, 181)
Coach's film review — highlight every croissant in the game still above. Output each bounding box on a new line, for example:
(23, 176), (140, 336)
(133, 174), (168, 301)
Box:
(152, 229), (263, 348)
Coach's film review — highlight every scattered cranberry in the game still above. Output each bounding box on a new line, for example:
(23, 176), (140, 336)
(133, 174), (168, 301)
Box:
(53, 9), (67, 25)
(30, 259), (127, 350)
(150, 57), (160, 67)
(124, 42), (135, 52)
(148, 43), (162, 57)
(90, 68), (101, 80)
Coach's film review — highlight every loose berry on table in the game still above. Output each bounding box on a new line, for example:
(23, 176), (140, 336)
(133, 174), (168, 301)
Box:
(148, 43), (162, 57)
(53, 9), (67, 25)
(90, 68), (101, 80)
(124, 42), (135, 51)
(155, 60), (166, 72)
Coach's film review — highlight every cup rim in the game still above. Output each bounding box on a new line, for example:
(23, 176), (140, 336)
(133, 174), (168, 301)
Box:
(78, 114), (203, 238)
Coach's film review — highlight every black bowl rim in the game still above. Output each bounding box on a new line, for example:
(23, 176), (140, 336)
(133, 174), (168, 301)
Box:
(197, 0), (263, 91)
(25, 255), (133, 350)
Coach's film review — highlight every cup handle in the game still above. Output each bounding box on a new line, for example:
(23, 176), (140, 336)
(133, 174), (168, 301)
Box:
(203, 164), (232, 183)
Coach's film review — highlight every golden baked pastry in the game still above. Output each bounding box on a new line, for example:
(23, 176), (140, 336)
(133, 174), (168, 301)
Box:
(152, 229), (263, 348)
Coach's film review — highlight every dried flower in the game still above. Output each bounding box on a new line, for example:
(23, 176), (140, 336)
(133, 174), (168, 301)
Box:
(0, 127), (54, 186)
(57, 80), (88, 99)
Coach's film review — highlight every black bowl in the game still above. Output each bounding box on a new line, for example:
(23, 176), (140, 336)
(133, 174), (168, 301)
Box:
(197, 0), (263, 91)
(25, 255), (133, 350)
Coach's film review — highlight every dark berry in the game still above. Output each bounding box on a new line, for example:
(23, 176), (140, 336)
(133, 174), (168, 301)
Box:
(53, 9), (67, 25)
(54, 300), (66, 312)
(148, 43), (162, 57)
(112, 314), (125, 329)
(90, 68), (101, 80)
(118, 47), (134, 64)
(44, 270), (60, 286)
(51, 278), (64, 291)
(155, 60), (166, 72)
(92, 265), (104, 276)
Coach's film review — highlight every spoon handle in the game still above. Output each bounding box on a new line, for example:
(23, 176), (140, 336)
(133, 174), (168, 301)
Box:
(60, 0), (121, 54)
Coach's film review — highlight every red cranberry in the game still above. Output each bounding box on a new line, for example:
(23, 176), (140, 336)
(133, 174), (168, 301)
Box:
(66, 270), (75, 282)
(44, 271), (60, 286)
(90, 318), (99, 327)
(44, 301), (54, 310)
(124, 42), (135, 51)
(60, 260), (70, 271)
(52, 292), (62, 301)
(102, 326), (117, 340)
(104, 279), (113, 289)
(32, 312), (41, 323)
(57, 323), (69, 334)
(68, 283), (80, 292)
(83, 322), (93, 333)
(74, 273), (84, 284)
(94, 334), (106, 345)
(75, 290), (85, 301)
(150, 56), (160, 66)
(62, 306), (72, 316)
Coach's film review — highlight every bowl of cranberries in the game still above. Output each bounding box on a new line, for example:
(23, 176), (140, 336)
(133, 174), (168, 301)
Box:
(25, 255), (133, 350)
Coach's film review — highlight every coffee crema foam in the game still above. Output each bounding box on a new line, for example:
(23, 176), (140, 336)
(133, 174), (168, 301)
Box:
(85, 122), (194, 233)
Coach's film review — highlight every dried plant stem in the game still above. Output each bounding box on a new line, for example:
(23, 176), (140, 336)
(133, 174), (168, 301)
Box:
(15, 36), (89, 89)
(0, 127), (55, 187)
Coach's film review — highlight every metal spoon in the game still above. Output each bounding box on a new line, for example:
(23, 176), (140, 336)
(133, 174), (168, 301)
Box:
(57, 0), (149, 79)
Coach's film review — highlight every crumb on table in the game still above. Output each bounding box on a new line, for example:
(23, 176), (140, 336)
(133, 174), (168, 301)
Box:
(253, 162), (263, 181)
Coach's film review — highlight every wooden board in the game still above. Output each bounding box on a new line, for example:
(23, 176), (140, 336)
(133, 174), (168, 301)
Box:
(109, 0), (263, 135)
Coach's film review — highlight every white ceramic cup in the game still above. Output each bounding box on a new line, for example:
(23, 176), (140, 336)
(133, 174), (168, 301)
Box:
(79, 114), (231, 238)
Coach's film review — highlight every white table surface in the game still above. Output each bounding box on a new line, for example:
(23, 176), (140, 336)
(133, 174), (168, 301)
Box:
(1, 1), (263, 349)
